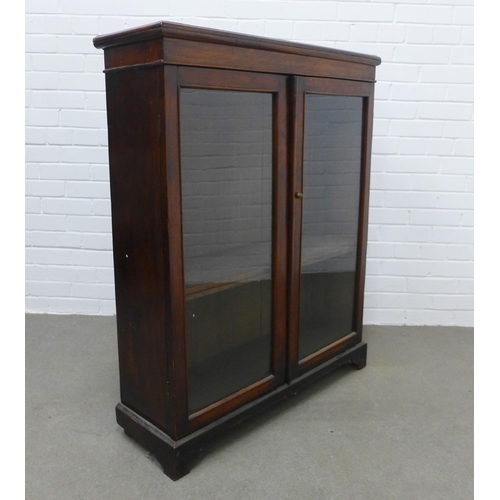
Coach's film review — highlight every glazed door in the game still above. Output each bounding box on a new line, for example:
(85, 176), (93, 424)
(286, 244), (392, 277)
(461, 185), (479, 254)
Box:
(166, 67), (288, 434)
(288, 77), (374, 379)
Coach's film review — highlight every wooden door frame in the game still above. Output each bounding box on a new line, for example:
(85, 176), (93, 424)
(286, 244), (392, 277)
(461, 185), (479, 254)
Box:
(287, 76), (375, 380)
(163, 65), (288, 436)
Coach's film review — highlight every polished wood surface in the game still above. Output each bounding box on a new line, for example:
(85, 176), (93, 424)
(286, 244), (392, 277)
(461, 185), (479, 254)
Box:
(116, 341), (367, 480)
(287, 77), (372, 379)
(93, 20), (381, 66)
(104, 66), (172, 435)
(94, 20), (380, 480)
(94, 21), (380, 81)
(172, 67), (289, 435)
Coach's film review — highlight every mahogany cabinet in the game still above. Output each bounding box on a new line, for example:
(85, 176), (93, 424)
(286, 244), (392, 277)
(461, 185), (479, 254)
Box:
(93, 21), (380, 480)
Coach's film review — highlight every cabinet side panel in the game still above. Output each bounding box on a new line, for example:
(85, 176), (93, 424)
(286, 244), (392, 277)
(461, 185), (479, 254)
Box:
(104, 39), (164, 70)
(104, 67), (171, 434)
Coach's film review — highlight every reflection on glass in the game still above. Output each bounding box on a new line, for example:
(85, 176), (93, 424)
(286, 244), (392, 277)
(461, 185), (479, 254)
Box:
(298, 95), (363, 360)
(180, 89), (273, 414)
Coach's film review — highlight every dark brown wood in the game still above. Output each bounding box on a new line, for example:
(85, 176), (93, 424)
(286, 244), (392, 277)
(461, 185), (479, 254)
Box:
(103, 38), (164, 72)
(104, 66), (172, 435)
(99, 38), (376, 82)
(94, 20), (379, 480)
(163, 38), (376, 82)
(162, 65), (189, 439)
(353, 87), (376, 334)
(116, 341), (367, 480)
(172, 67), (289, 435)
(177, 65), (285, 91)
(287, 75), (305, 382)
(93, 20), (381, 68)
(287, 76), (372, 379)
(94, 22), (378, 81)
(272, 76), (289, 387)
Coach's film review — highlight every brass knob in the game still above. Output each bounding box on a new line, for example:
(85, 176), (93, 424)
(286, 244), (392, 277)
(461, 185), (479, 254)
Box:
(295, 192), (303, 199)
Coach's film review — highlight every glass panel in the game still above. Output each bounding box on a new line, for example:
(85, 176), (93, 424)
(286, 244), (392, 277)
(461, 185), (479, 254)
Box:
(180, 89), (273, 415)
(298, 95), (363, 360)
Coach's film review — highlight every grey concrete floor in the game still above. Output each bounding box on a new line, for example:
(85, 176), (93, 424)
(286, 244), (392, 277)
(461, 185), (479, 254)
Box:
(26, 315), (473, 500)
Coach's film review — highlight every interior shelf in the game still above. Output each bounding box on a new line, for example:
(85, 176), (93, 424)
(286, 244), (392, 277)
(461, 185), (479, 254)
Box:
(185, 234), (356, 299)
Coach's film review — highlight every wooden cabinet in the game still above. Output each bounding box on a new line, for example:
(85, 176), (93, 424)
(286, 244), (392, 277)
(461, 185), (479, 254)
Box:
(93, 21), (380, 480)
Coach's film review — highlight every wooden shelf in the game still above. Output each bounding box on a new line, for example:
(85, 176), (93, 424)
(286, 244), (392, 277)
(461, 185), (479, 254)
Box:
(185, 234), (356, 300)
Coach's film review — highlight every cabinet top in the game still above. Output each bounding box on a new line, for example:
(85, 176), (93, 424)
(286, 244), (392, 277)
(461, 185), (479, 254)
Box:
(93, 21), (381, 68)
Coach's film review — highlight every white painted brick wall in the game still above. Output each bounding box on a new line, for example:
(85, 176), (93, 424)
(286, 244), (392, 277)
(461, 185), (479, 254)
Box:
(25, 0), (474, 326)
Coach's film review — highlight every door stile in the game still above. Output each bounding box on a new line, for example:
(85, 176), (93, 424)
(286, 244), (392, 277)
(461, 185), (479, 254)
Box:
(352, 87), (375, 335)
(287, 76), (306, 381)
(162, 64), (190, 439)
(271, 77), (289, 385)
